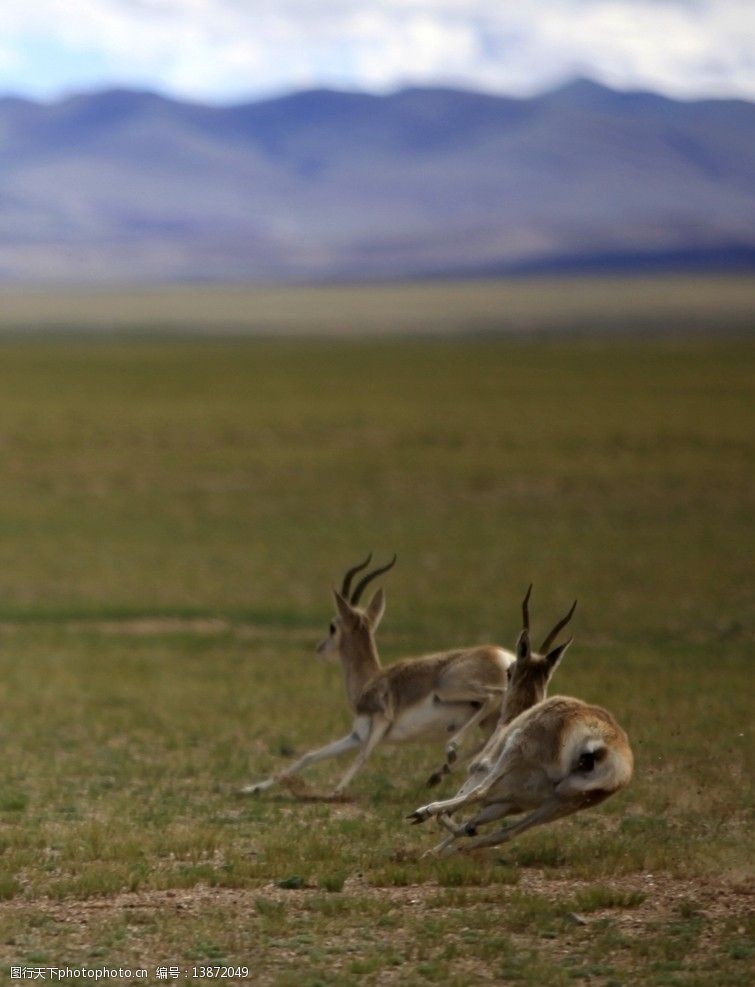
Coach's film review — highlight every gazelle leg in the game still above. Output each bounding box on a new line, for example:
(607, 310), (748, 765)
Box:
(437, 799), (513, 837)
(438, 812), (465, 835)
(454, 799), (573, 854)
(239, 731), (362, 795)
(421, 830), (458, 858)
(426, 693), (501, 787)
(331, 717), (390, 795)
(460, 800), (515, 835)
(424, 801), (514, 857)
(408, 774), (493, 825)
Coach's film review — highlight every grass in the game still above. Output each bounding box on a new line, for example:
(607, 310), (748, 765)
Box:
(0, 318), (752, 983)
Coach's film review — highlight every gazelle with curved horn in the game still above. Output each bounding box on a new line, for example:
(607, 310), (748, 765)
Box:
(461, 586), (577, 786)
(240, 554), (515, 797)
(419, 586), (575, 850)
(408, 588), (633, 855)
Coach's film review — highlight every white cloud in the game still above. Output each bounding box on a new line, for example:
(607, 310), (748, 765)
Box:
(0, 1), (753, 100)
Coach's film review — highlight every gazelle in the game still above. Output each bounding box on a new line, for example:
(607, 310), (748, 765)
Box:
(408, 588), (633, 856)
(423, 585), (576, 850)
(239, 554), (515, 797)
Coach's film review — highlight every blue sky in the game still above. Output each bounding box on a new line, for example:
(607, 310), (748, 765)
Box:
(1, 1), (754, 103)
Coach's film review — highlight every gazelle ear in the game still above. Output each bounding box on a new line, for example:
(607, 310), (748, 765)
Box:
(516, 629), (531, 662)
(545, 637), (572, 671)
(332, 588), (357, 624)
(365, 587), (386, 630)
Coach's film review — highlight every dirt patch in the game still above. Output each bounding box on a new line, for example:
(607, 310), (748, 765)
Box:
(3, 871), (751, 929)
(1, 873), (751, 984)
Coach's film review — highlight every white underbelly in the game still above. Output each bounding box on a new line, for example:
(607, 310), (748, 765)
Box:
(386, 695), (477, 743)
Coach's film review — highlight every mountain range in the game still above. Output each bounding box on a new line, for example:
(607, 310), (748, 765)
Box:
(1, 78), (754, 283)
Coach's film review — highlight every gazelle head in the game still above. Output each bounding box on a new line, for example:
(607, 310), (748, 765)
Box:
(502, 585), (576, 722)
(316, 553), (397, 659)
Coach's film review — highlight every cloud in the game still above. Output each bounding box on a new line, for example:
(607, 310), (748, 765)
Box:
(0, 1), (753, 101)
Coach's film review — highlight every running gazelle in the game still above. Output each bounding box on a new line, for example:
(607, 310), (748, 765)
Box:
(408, 587), (634, 855)
(240, 554), (515, 797)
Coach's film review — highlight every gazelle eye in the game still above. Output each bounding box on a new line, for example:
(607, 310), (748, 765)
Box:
(329, 622), (336, 635)
(578, 751), (596, 772)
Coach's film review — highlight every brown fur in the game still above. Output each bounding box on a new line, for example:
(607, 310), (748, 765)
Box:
(501, 656), (556, 723)
(465, 639), (569, 781)
(500, 696), (632, 771)
(335, 616), (382, 709)
(356, 646), (505, 717)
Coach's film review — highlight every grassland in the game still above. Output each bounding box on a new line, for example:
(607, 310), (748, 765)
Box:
(0, 320), (752, 983)
(0, 273), (753, 336)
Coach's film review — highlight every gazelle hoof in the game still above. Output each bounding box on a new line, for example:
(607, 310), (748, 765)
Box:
(238, 778), (273, 796)
(326, 790), (353, 802)
(422, 840), (458, 858)
(426, 771), (443, 787)
(407, 807), (430, 825)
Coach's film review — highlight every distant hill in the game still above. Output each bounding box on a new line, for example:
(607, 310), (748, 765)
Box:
(0, 79), (754, 283)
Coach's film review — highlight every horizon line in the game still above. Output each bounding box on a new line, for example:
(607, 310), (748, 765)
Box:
(2, 74), (754, 109)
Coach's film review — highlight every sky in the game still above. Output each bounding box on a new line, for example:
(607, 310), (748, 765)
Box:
(1, 0), (754, 104)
